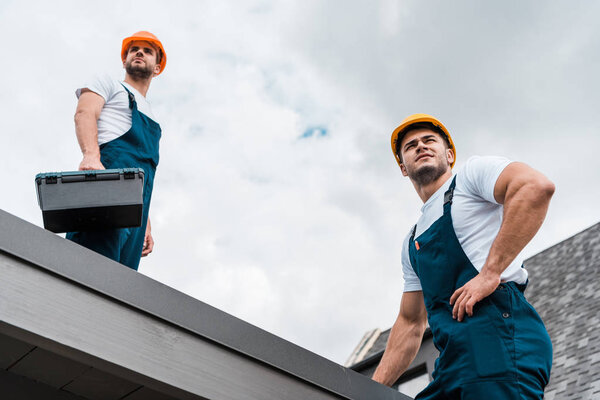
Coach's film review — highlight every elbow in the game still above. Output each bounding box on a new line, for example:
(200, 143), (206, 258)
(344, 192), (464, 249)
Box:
(522, 177), (555, 207)
(536, 177), (555, 201)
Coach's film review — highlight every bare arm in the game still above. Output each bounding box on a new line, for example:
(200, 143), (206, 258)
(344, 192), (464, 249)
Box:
(372, 291), (428, 386)
(74, 89), (106, 170)
(450, 162), (555, 321)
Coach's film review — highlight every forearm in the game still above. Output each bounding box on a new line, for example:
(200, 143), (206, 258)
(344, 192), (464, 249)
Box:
(74, 110), (100, 157)
(372, 316), (426, 386)
(484, 179), (554, 276)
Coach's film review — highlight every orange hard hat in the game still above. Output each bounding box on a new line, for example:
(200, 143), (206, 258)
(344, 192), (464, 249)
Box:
(390, 113), (456, 168)
(121, 31), (167, 75)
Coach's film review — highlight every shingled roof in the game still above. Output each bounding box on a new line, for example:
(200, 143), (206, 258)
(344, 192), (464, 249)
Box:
(524, 222), (600, 400)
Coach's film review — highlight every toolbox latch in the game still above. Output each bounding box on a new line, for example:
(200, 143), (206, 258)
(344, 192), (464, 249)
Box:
(124, 170), (136, 180)
(84, 172), (97, 181)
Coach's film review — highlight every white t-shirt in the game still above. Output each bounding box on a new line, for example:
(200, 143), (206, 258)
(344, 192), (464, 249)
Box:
(402, 155), (528, 292)
(76, 75), (157, 145)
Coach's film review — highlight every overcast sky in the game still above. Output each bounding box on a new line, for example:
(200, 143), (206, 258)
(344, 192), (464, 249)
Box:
(2, 1), (599, 364)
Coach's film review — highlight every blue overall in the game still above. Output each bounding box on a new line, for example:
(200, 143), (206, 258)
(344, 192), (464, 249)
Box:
(409, 176), (552, 399)
(67, 85), (161, 271)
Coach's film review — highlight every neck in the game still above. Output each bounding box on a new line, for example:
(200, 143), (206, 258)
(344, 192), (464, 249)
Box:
(411, 168), (453, 203)
(124, 74), (152, 97)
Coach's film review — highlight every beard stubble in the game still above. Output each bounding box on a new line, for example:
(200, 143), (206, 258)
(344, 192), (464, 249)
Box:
(125, 61), (153, 80)
(406, 156), (449, 186)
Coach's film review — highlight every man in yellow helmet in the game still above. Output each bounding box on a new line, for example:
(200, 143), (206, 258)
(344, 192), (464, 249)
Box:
(372, 114), (554, 399)
(66, 31), (166, 271)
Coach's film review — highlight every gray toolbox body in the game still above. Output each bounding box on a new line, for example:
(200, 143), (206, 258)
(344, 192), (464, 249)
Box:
(35, 168), (145, 233)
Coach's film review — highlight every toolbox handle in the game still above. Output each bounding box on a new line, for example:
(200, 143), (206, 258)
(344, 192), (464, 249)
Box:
(35, 168), (144, 185)
(61, 172), (121, 183)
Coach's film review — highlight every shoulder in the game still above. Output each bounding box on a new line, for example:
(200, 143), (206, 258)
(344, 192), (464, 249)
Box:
(461, 155), (512, 175)
(456, 156), (512, 203)
(76, 74), (124, 101)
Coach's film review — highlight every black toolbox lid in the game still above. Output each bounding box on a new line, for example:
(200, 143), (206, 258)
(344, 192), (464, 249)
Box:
(35, 168), (145, 185)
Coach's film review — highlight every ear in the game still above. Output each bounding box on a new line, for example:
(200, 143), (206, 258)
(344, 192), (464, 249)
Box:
(153, 64), (161, 76)
(446, 148), (455, 166)
(122, 47), (130, 69)
(400, 163), (408, 177)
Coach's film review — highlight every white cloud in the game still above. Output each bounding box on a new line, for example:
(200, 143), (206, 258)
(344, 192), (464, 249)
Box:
(1, 0), (599, 364)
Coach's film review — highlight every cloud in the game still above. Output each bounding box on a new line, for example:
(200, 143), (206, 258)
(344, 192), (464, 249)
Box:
(1, 0), (598, 364)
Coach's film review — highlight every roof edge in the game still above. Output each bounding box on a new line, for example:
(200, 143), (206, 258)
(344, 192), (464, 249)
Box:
(0, 209), (411, 400)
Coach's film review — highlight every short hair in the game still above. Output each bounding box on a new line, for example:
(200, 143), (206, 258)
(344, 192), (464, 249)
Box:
(395, 122), (450, 161)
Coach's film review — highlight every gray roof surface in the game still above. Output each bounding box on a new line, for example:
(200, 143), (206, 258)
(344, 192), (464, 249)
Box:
(524, 222), (600, 400)
(0, 209), (411, 400)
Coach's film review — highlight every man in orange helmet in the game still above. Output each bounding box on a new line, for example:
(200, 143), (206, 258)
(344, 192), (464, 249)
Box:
(66, 31), (166, 271)
(372, 114), (554, 399)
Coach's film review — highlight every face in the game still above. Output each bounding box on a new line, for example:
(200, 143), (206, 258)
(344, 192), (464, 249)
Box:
(398, 128), (454, 185)
(123, 40), (161, 79)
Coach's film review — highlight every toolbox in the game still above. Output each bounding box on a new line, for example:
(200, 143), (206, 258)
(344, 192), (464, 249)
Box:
(35, 168), (145, 233)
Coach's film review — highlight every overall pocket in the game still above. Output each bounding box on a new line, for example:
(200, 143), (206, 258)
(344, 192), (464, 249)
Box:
(464, 290), (516, 379)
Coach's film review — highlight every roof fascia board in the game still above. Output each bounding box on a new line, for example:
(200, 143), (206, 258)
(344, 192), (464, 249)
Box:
(0, 209), (411, 400)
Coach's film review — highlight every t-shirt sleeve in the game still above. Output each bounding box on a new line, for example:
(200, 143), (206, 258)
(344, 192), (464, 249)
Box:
(402, 231), (422, 292)
(75, 74), (119, 101)
(459, 155), (512, 204)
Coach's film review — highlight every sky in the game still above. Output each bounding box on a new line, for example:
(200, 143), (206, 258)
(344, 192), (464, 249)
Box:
(1, 0), (599, 365)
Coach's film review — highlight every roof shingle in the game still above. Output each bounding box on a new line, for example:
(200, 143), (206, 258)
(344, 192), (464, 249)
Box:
(524, 222), (600, 400)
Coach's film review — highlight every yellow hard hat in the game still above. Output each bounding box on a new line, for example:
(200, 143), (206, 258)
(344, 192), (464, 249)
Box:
(391, 113), (456, 168)
(121, 31), (167, 75)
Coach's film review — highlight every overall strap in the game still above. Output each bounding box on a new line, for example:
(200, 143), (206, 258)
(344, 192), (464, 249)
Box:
(411, 175), (458, 241)
(443, 175), (457, 214)
(120, 83), (136, 110)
